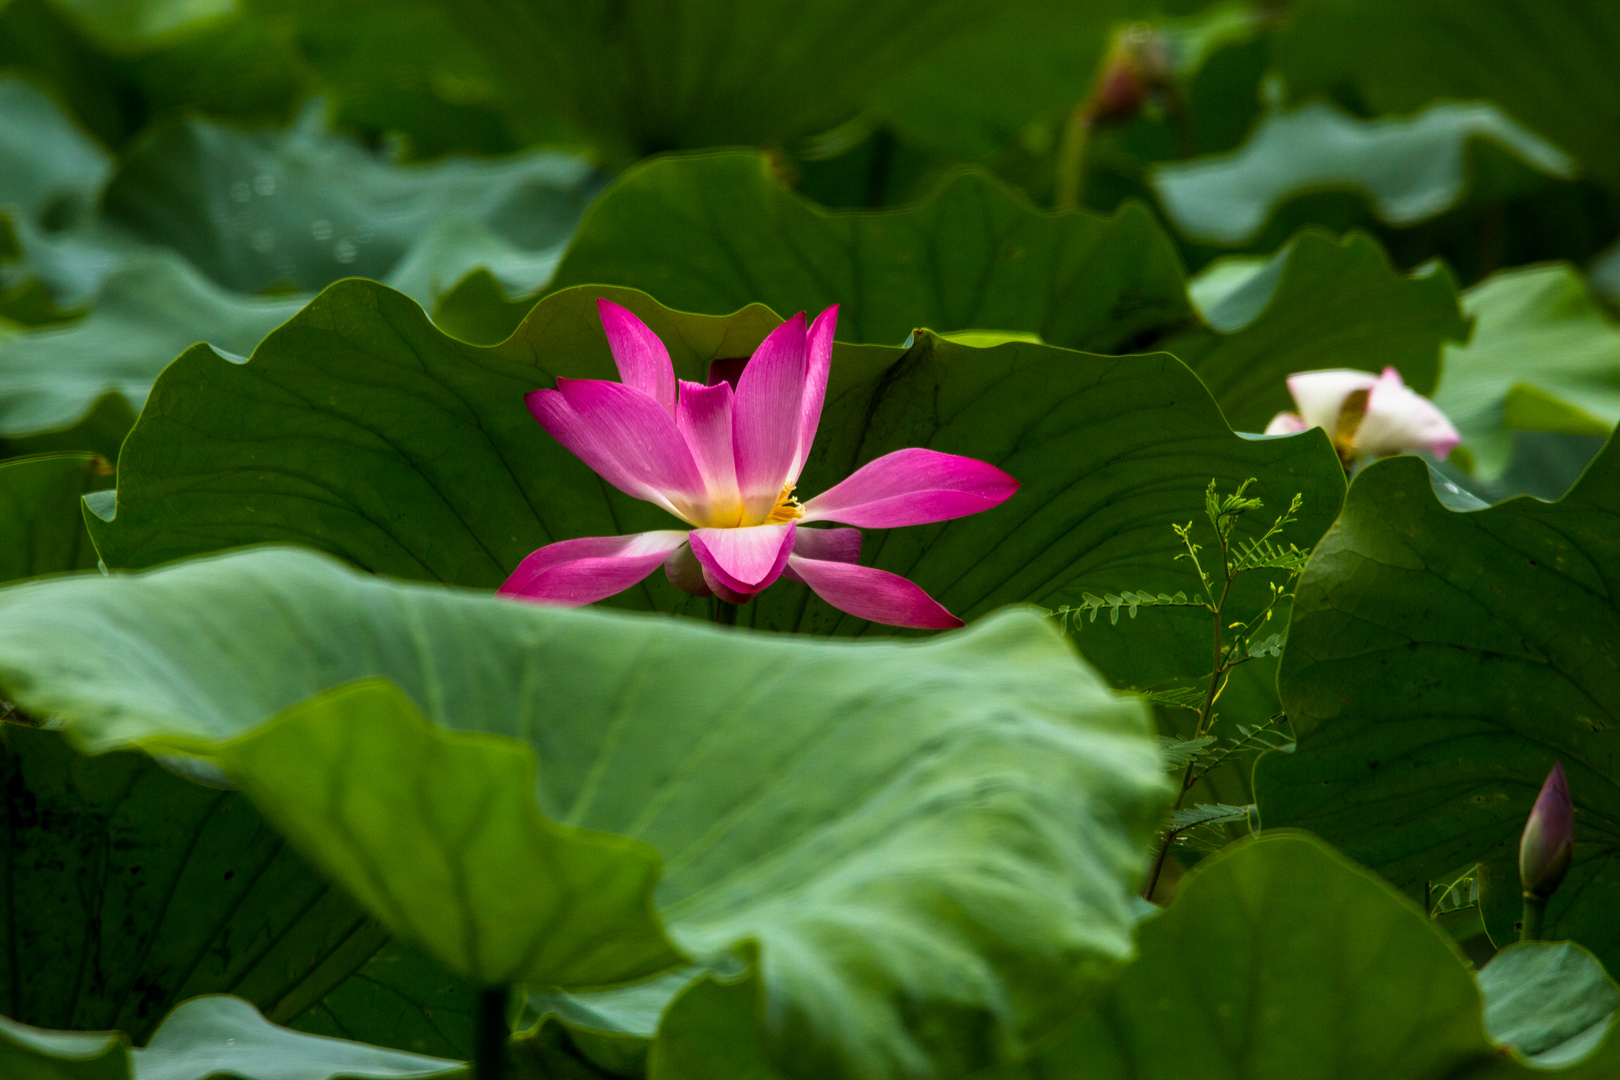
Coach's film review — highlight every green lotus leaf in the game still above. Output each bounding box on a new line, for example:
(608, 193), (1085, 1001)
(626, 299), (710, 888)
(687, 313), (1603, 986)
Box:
(0, 1013), (126, 1080)
(0, 452), (109, 583)
(0, 75), (109, 228)
(997, 834), (1620, 1079)
(0, 103), (599, 451)
(1277, 0), (1620, 192)
(1175, 228), (1467, 432)
(407, 0), (1078, 157)
(0, 251), (304, 444)
(0, 545), (1169, 1079)
(1152, 100), (1574, 247)
(0, 994), (464, 1080)
(1480, 943), (1619, 1068)
(0, 723), (475, 1056)
(1434, 264), (1620, 479)
(507, 150), (1193, 353)
(1258, 438), (1620, 971)
(442, 156), (1464, 438)
(83, 279), (1344, 742)
(104, 104), (597, 297)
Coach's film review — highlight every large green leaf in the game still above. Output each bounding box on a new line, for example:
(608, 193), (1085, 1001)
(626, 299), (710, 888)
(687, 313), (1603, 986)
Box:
(0, 721), (444, 1047)
(1277, 0), (1620, 192)
(84, 280), (1345, 736)
(0, 452), (109, 583)
(0, 546), (1170, 1079)
(1433, 263), (1620, 479)
(103, 104), (598, 297)
(441, 151), (1194, 351)
(222, 681), (680, 989)
(1258, 439), (1620, 971)
(408, 0), (1074, 157)
(0, 994), (464, 1080)
(1174, 228), (1467, 432)
(1151, 100), (1574, 247)
(1000, 834), (1620, 1079)
(446, 158), (1463, 437)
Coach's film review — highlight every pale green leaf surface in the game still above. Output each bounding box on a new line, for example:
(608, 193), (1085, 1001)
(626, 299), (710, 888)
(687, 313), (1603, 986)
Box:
(131, 995), (463, 1080)
(0, 546), (1170, 1079)
(1480, 943), (1620, 1069)
(0, 993), (464, 1080)
(1434, 264), (1620, 478)
(1278, 0), (1620, 191)
(1258, 441), (1620, 972)
(0, 1014), (126, 1080)
(1152, 101), (1574, 246)
(0, 75), (110, 225)
(0, 104), (597, 446)
(0, 452), (109, 582)
(0, 250), (304, 438)
(103, 104), (598, 297)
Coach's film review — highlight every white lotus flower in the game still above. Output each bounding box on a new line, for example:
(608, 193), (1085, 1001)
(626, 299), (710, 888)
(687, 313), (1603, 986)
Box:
(1265, 367), (1460, 463)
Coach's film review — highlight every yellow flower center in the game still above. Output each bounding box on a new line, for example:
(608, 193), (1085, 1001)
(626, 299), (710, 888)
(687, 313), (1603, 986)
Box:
(763, 483), (804, 525)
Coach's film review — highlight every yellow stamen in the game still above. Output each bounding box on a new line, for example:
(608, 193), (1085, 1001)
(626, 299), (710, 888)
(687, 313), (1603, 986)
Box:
(764, 483), (804, 524)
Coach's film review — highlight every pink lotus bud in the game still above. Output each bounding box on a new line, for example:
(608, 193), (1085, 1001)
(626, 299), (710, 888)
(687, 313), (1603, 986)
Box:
(1519, 762), (1574, 900)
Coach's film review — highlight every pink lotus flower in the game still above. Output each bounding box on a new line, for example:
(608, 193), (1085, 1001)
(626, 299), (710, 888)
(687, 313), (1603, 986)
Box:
(1265, 367), (1460, 464)
(499, 301), (1019, 629)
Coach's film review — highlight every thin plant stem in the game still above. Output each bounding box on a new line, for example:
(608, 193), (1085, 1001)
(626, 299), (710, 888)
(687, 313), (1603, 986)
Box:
(1053, 103), (1093, 210)
(1521, 894), (1547, 942)
(713, 599), (738, 626)
(474, 986), (508, 1080)
(1143, 534), (1235, 902)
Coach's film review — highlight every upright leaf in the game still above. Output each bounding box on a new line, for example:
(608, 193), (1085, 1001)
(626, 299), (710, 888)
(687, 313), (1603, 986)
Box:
(1259, 438), (1620, 971)
(0, 453), (109, 583)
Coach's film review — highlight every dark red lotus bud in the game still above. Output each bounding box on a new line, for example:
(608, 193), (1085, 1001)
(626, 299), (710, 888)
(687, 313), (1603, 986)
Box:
(1088, 26), (1173, 126)
(1519, 762), (1574, 900)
